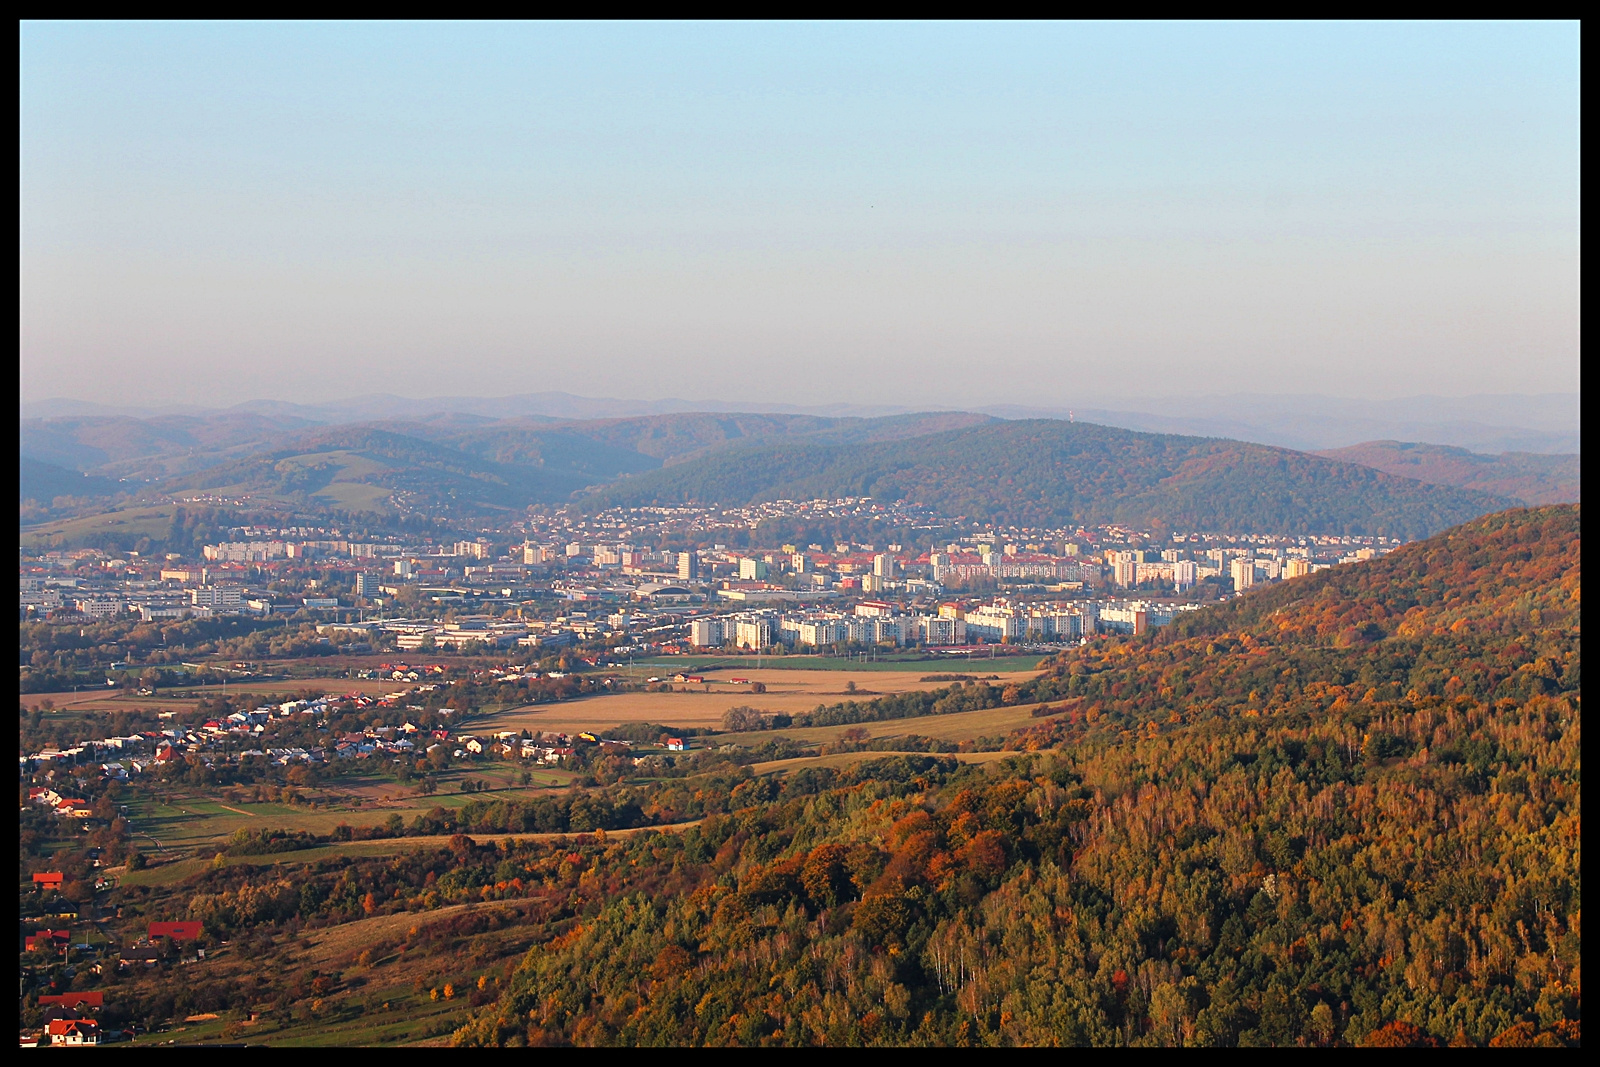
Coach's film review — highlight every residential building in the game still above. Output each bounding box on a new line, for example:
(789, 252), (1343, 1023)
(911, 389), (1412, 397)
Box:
(799, 618), (850, 647)
(1231, 557), (1256, 592)
(689, 618), (726, 647)
(735, 618), (776, 650)
(678, 552), (700, 581)
(189, 585), (243, 611)
(964, 608), (1022, 642)
(916, 614), (966, 646)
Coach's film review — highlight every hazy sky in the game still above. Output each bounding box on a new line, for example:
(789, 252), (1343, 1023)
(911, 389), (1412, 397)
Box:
(20, 21), (1580, 409)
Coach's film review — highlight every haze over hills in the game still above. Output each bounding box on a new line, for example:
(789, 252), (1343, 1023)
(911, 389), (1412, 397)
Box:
(20, 408), (1523, 538)
(1313, 441), (1580, 507)
(18, 458), (121, 504)
(21, 390), (1579, 455)
(584, 419), (1517, 539)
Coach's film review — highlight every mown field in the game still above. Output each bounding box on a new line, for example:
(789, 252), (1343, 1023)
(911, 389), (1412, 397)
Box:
(484, 667), (1040, 733)
(20, 503), (181, 550)
(20, 676), (411, 714)
(116, 763), (579, 864)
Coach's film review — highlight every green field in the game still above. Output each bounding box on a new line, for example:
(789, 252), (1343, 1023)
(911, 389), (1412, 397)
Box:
(20, 503), (180, 549)
(117, 764), (577, 863)
(720, 699), (1051, 751)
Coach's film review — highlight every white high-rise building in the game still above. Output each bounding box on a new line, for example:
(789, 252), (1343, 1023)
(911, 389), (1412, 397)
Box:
(735, 618), (775, 649)
(688, 618), (726, 647)
(1231, 557), (1256, 592)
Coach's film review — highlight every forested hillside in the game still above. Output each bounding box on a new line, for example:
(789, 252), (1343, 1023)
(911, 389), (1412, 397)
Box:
(585, 419), (1517, 538)
(1316, 440), (1579, 507)
(452, 506), (1578, 1046)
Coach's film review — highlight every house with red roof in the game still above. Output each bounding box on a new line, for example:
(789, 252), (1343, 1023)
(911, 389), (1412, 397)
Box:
(147, 920), (203, 942)
(39, 991), (103, 1010)
(25, 929), (71, 953)
(46, 1019), (101, 1045)
(32, 871), (64, 891)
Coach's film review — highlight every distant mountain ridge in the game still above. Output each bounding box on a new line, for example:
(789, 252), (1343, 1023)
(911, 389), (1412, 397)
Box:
(22, 389), (1579, 454)
(1314, 441), (1579, 506)
(19, 458), (121, 504)
(18, 409), (1523, 537)
(584, 418), (1517, 539)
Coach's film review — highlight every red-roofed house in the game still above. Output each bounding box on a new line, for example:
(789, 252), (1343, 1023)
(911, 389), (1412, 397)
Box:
(46, 1019), (101, 1045)
(38, 991), (103, 1010)
(25, 929), (71, 953)
(32, 871), (64, 891)
(147, 920), (203, 942)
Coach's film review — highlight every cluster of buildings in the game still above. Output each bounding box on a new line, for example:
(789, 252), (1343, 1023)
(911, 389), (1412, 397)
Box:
(25, 787), (95, 819)
(686, 596), (1198, 650)
(19, 913), (214, 1044)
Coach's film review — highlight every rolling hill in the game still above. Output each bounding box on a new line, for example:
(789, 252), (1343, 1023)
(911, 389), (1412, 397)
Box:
(159, 426), (603, 515)
(19, 457), (122, 504)
(448, 505), (1579, 1047)
(21, 410), (1519, 536)
(584, 419), (1519, 538)
(1314, 440), (1579, 506)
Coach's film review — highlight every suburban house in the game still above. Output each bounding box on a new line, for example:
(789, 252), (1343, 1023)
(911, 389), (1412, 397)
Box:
(25, 929), (71, 953)
(32, 871), (64, 891)
(147, 920), (203, 942)
(55, 799), (94, 819)
(45, 1019), (101, 1045)
(119, 944), (163, 969)
(38, 991), (104, 1010)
